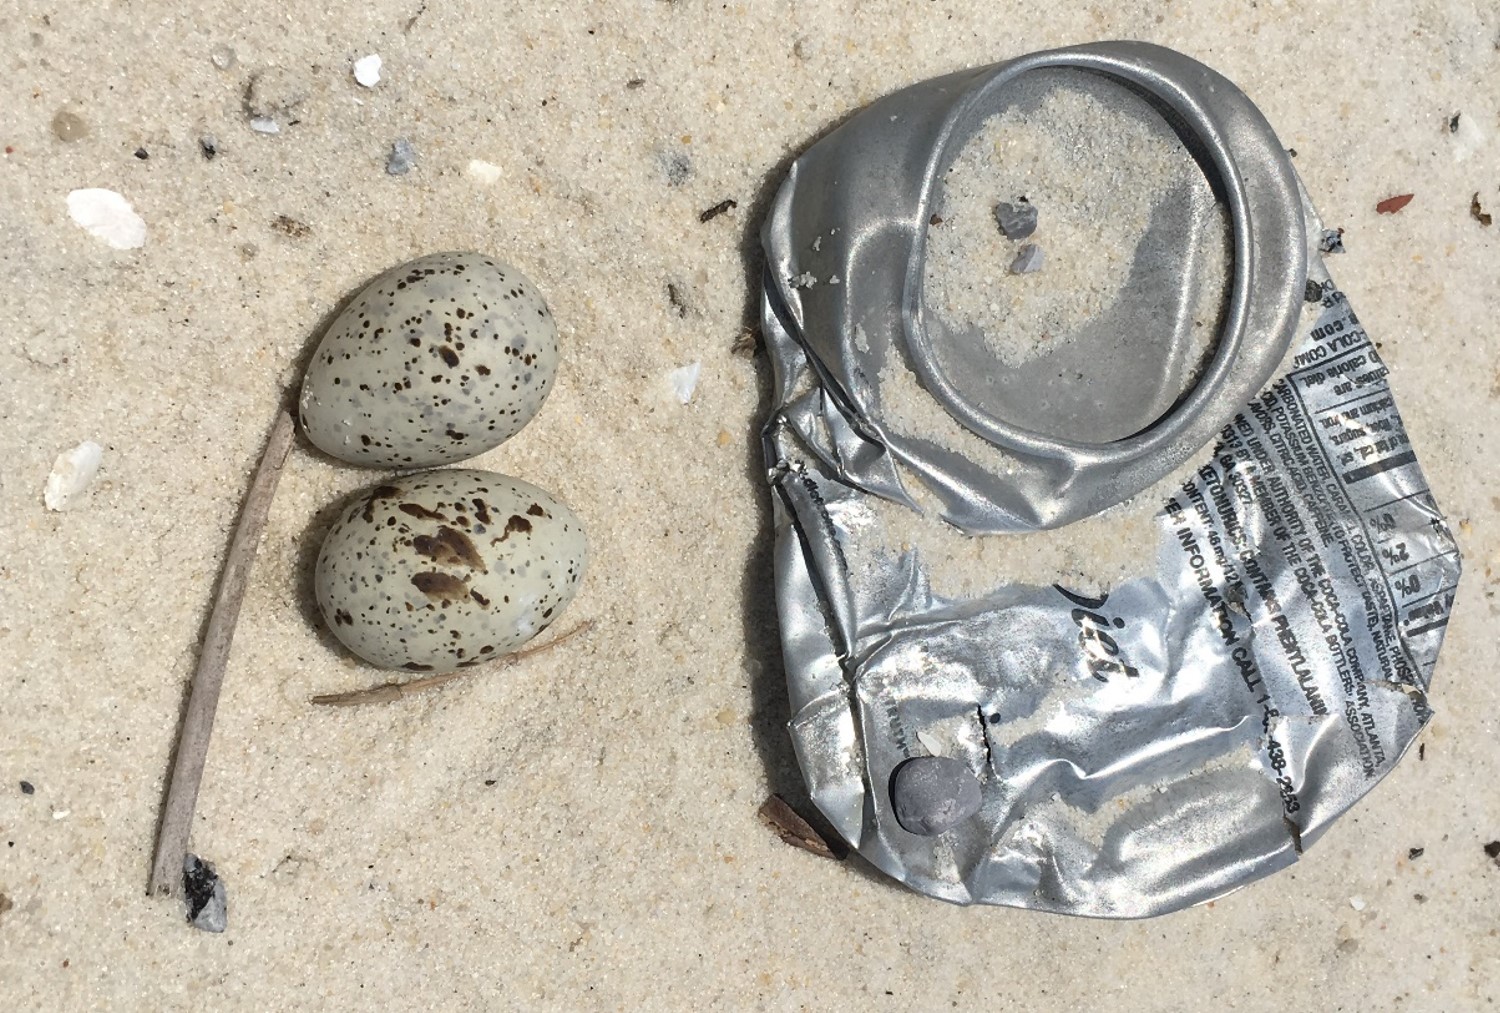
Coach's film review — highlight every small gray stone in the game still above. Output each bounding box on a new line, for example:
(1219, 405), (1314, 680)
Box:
(994, 199), (1038, 240)
(890, 756), (983, 836)
(209, 44), (237, 71)
(386, 137), (417, 175)
(1009, 242), (1045, 275)
(1318, 228), (1345, 254)
(51, 110), (88, 142)
(183, 853), (227, 933)
(661, 150), (692, 187)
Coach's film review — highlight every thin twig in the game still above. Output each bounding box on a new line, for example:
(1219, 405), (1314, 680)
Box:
(148, 405), (296, 898)
(310, 620), (594, 707)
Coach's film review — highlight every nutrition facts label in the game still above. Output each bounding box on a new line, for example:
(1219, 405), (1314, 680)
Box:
(1164, 280), (1459, 789)
(1283, 284), (1460, 682)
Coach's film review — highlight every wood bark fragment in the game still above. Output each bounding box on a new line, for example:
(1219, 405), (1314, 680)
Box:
(1471, 192), (1492, 227)
(758, 794), (844, 860)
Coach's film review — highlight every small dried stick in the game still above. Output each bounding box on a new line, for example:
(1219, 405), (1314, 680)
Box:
(148, 405), (296, 898)
(309, 621), (594, 707)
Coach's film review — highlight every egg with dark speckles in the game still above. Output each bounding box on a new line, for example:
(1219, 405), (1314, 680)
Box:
(315, 469), (587, 672)
(299, 251), (559, 468)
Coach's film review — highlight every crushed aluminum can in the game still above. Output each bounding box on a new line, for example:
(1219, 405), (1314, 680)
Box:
(759, 42), (1461, 918)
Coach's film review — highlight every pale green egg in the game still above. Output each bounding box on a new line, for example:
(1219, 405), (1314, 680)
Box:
(300, 252), (559, 468)
(315, 470), (587, 672)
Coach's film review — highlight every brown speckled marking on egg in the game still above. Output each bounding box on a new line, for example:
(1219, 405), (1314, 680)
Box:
(314, 469), (587, 672)
(299, 251), (560, 468)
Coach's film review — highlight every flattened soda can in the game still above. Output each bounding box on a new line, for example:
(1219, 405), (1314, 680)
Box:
(760, 42), (1460, 917)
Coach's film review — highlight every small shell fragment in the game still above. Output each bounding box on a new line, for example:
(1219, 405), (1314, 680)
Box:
(467, 159), (503, 185)
(44, 440), (104, 511)
(66, 189), (146, 250)
(1448, 112), (1484, 162)
(668, 363), (701, 404)
(353, 53), (382, 88)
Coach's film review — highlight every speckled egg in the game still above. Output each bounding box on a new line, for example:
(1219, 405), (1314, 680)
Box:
(299, 251), (559, 468)
(315, 469), (587, 672)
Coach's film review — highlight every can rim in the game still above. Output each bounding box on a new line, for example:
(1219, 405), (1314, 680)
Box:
(901, 44), (1301, 459)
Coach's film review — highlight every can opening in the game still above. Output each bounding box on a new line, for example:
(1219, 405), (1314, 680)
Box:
(918, 66), (1232, 445)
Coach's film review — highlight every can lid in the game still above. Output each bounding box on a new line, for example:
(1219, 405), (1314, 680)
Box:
(762, 41), (1307, 533)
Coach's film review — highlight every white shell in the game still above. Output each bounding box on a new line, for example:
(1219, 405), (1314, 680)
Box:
(66, 189), (146, 249)
(299, 252), (559, 468)
(352, 53), (382, 87)
(44, 440), (104, 511)
(315, 470), (586, 672)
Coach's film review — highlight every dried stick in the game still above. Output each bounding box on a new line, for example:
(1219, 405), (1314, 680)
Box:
(310, 621), (593, 707)
(148, 405), (296, 898)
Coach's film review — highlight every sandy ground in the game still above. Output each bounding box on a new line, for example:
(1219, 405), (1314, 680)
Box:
(1, 1), (1497, 1009)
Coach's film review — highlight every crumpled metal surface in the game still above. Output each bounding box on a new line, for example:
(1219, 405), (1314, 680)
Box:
(760, 42), (1461, 918)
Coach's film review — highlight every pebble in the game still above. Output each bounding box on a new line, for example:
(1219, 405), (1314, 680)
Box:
(50, 110), (87, 142)
(386, 137), (417, 175)
(184, 854), (227, 933)
(199, 135), (218, 160)
(1008, 242), (1045, 275)
(1319, 228), (1346, 254)
(994, 199), (1038, 240)
(889, 756), (983, 836)
(209, 44), (237, 71)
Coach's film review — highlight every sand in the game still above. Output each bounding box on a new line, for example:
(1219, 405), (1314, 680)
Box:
(1, 3), (1497, 1010)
